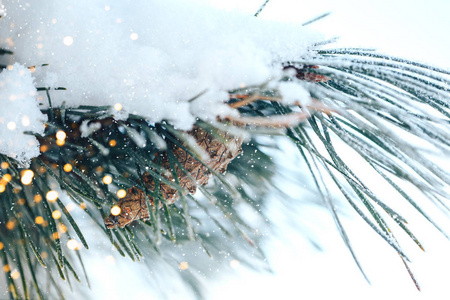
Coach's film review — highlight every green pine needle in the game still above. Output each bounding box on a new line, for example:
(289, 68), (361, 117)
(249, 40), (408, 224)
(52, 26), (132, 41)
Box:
(1, 42), (449, 297)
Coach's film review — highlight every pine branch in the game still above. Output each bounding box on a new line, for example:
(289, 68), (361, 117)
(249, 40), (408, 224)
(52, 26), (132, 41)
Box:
(1, 29), (449, 297)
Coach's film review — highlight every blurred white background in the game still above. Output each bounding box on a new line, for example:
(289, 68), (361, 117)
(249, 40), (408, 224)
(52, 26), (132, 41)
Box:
(209, 0), (450, 66)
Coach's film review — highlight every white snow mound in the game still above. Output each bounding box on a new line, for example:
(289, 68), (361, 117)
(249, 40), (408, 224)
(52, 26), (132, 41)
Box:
(0, 63), (46, 166)
(0, 0), (322, 130)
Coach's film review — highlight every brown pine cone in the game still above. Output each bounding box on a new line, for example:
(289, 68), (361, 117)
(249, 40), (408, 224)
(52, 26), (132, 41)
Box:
(104, 124), (243, 228)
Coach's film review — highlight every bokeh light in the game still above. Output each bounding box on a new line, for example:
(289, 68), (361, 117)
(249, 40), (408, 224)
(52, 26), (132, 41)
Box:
(21, 170), (34, 185)
(7, 121), (16, 130)
(130, 33), (139, 40)
(63, 36), (74, 46)
(117, 189), (126, 198)
(46, 190), (58, 202)
(103, 175), (113, 185)
(179, 262), (189, 270)
(114, 103), (122, 111)
(67, 239), (80, 250)
(110, 205), (121, 216)
(63, 163), (73, 172)
(52, 210), (62, 219)
(56, 130), (66, 140)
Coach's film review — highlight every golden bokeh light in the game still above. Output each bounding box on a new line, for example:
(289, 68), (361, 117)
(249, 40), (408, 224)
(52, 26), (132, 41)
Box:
(6, 220), (15, 230)
(179, 261), (189, 270)
(114, 103), (122, 111)
(10, 270), (20, 280)
(21, 170), (34, 185)
(3, 264), (10, 272)
(56, 130), (66, 140)
(102, 175), (113, 185)
(35, 216), (44, 224)
(34, 194), (42, 203)
(52, 232), (60, 240)
(116, 189), (126, 198)
(52, 210), (62, 219)
(109, 139), (117, 147)
(63, 163), (73, 172)
(110, 205), (121, 216)
(46, 190), (58, 202)
(67, 239), (80, 250)
(0, 242), (3, 250)
(58, 223), (68, 233)
(56, 139), (65, 146)
(0, 184), (5, 193)
(2, 174), (12, 183)
(1, 162), (9, 169)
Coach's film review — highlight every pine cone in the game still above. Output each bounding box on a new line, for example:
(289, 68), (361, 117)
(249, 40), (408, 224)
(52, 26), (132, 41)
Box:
(104, 124), (243, 228)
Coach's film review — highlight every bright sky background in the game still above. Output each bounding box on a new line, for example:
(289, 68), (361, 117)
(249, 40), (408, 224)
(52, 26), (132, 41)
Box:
(208, 0), (450, 67)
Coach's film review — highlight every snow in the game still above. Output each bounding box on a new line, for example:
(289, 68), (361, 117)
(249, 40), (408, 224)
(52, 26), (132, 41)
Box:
(79, 120), (102, 138)
(189, 90), (239, 123)
(277, 81), (311, 105)
(0, 0), (322, 137)
(0, 63), (46, 166)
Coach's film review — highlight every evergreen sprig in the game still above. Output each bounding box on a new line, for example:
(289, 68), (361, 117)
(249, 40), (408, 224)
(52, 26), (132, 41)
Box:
(0, 97), (276, 298)
(1, 43), (449, 298)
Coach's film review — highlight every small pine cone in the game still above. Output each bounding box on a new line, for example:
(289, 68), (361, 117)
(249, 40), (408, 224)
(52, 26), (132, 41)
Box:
(104, 125), (243, 228)
(283, 65), (330, 82)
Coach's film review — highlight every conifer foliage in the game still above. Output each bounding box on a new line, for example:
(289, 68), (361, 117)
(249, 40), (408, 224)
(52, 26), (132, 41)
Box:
(0, 2), (449, 299)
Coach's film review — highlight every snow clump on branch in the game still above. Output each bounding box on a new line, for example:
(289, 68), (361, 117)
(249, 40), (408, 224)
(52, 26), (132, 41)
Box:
(0, 0), (322, 162)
